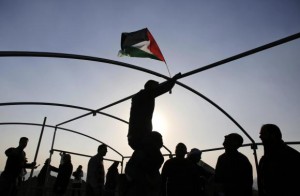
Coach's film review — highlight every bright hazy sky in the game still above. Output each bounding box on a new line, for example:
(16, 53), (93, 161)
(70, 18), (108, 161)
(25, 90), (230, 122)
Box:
(0, 0), (300, 183)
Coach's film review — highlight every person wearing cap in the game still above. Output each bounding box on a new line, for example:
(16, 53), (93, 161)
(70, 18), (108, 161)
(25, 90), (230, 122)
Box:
(214, 133), (253, 196)
(258, 124), (300, 196)
(187, 148), (213, 195)
(161, 143), (198, 196)
(127, 73), (181, 150)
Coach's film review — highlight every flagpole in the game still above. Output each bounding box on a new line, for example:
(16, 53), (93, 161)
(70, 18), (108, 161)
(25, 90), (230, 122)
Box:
(164, 61), (172, 78)
(163, 60), (173, 94)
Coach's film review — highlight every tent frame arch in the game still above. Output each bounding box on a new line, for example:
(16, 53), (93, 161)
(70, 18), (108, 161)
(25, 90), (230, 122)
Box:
(1, 31), (300, 183)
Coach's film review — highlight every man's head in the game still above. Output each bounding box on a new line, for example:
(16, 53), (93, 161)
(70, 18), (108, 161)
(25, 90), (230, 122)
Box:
(150, 131), (163, 149)
(144, 80), (159, 90)
(175, 143), (187, 158)
(44, 158), (50, 164)
(260, 124), (282, 146)
(63, 154), (71, 163)
(98, 144), (108, 156)
(223, 133), (243, 151)
(187, 148), (202, 164)
(19, 137), (29, 149)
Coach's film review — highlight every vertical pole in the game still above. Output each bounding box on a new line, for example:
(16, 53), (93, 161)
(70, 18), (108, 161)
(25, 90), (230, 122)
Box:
(43, 126), (58, 195)
(50, 126), (58, 156)
(164, 62), (172, 78)
(121, 157), (124, 174)
(30, 117), (47, 178)
(251, 144), (259, 180)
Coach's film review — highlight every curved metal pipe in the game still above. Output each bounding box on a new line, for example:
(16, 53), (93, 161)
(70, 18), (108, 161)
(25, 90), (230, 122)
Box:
(0, 51), (170, 80)
(0, 51), (258, 169)
(176, 81), (259, 170)
(0, 52), (251, 139)
(180, 32), (300, 78)
(0, 122), (123, 158)
(0, 102), (128, 124)
(56, 94), (134, 126)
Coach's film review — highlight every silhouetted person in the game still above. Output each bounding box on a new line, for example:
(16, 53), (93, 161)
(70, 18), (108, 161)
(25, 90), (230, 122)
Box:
(36, 158), (56, 196)
(104, 161), (119, 196)
(125, 131), (164, 196)
(161, 143), (199, 196)
(187, 148), (213, 196)
(258, 124), (300, 196)
(59, 152), (66, 165)
(128, 73), (181, 150)
(214, 133), (253, 196)
(37, 158), (54, 186)
(0, 137), (36, 196)
(72, 165), (83, 196)
(86, 144), (107, 196)
(52, 154), (73, 196)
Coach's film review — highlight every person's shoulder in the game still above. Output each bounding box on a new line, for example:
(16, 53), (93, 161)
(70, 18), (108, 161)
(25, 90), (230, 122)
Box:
(135, 89), (146, 96)
(237, 151), (249, 159)
(258, 155), (266, 165)
(5, 147), (16, 156)
(284, 144), (300, 158)
(164, 157), (176, 165)
(191, 163), (205, 174)
(217, 152), (227, 159)
(88, 154), (98, 162)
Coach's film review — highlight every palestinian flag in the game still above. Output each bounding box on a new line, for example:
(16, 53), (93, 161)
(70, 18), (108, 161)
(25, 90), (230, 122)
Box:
(118, 28), (166, 62)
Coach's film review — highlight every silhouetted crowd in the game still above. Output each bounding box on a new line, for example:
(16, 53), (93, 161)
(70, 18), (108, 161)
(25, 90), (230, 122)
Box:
(1, 75), (300, 196)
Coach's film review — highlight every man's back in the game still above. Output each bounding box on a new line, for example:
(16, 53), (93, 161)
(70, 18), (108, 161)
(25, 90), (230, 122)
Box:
(258, 143), (300, 196)
(215, 151), (253, 196)
(86, 154), (105, 187)
(161, 157), (198, 196)
(2, 147), (26, 180)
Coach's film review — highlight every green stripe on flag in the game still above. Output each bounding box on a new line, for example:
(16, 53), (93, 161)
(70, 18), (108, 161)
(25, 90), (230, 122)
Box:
(119, 47), (160, 61)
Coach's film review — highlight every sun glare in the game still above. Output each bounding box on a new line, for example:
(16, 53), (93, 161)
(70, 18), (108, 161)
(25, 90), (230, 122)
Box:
(152, 112), (169, 135)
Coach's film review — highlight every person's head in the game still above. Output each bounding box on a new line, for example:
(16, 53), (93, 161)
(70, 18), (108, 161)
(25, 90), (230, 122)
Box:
(78, 165), (82, 170)
(98, 144), (108, 156)
(19, 137), (29, 149)
(144, 80), (159, 90)
(175, 143), (187, 158)
(223, 133), (243, 152)
(44, 158), (50, 165)
(187, 148), (202, 164)
(63, 154), (71, 163)
(260, 124), (282, 147)
(112, 161), (119, 168)
(149, 131), (163, 149)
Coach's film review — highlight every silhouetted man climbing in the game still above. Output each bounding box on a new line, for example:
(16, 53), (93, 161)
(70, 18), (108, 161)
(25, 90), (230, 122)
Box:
(127, 72), (181, 150)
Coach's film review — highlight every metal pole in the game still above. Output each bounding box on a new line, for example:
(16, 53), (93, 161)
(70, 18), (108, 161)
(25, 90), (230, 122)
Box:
(56, 94), (134, 126)
(121, 157), (124, 174)
(30, 117), (47, 178)
(179, 32), (300, 79)
(43, 126), (58, 195)
(163, 145), (173, 158)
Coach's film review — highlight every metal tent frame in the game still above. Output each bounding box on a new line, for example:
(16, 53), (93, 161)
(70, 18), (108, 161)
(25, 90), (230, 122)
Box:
(1, 31), (300, 182)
